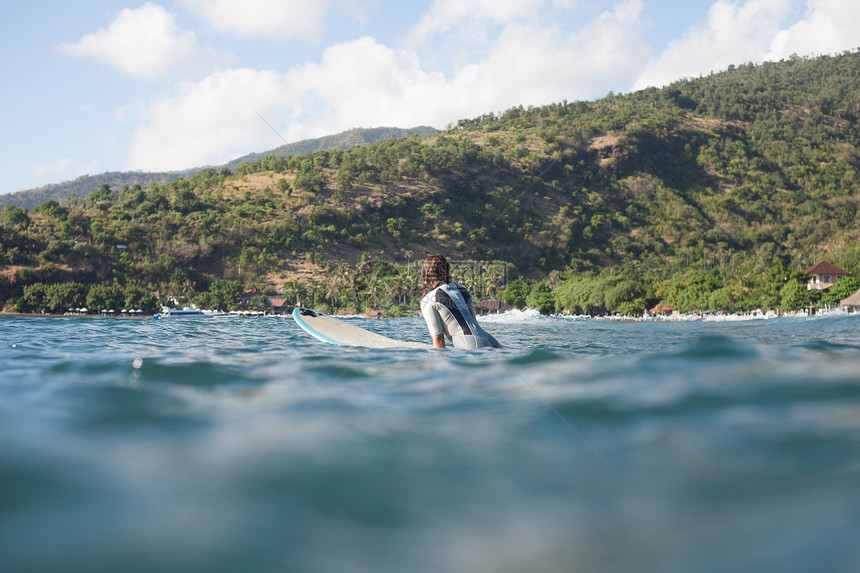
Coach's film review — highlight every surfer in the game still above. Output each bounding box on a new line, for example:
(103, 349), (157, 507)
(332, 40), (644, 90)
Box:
(419, 255), (502, 349)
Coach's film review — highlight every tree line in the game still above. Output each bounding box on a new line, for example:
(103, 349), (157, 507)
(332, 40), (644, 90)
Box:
(10, 258), (859, 318)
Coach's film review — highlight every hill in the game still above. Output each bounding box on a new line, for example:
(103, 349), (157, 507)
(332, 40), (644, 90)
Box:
(0, 126), (438, 210)
(3, 51), (860, 315)
(222, 126), (438, 171)
(0, 170), (199, 210)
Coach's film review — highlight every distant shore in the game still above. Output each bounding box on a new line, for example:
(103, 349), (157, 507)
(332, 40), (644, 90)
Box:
(0, 312), (150, 319)
(3, 307), (853, 322)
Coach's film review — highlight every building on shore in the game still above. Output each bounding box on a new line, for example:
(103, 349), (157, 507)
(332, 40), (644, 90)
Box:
(242, 288), (266, 303)
(648, 302), (675, 316)
(804, 261), (851, 290)
(269, 298), (293, 315)
(474, 299), (513, 315)
(839, 289), (860, 311)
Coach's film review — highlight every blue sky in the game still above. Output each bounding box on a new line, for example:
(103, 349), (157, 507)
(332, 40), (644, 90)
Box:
(2, 0), (858, 195)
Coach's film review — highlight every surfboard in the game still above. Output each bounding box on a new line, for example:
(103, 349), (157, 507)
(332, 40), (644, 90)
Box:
(292, 308), (431, 349)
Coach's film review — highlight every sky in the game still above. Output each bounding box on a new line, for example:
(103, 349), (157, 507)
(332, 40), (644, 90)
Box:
(2, 0), (860, 195)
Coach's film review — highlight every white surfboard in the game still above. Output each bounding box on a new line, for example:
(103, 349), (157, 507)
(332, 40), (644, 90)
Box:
(292, 308), (431, 349)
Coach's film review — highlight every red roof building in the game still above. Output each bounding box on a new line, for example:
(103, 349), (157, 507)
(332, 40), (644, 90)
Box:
(269, 298), (293, 314)
(242, 288), (265, 301)
(649, 302), (674, 315)
(804, 261), (851, 290)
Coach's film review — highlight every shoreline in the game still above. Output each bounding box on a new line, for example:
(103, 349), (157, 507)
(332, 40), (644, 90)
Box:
(3, 308), (853, 322)
(0, 312), (151, 319)
(0, 311), (284, 319)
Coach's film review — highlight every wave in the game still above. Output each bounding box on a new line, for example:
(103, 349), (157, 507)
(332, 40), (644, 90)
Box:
(478, 307), (544, 323)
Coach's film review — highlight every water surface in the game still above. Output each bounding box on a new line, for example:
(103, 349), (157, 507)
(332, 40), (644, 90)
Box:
(1, 313), (859, 572)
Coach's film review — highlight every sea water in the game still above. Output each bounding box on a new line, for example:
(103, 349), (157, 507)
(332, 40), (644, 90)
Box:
(1, 312), (859, 573)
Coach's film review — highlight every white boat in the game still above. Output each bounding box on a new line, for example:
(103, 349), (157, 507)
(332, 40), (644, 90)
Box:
(152, 306), (210, 319)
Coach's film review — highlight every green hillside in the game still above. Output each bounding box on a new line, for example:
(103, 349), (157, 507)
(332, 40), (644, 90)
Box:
(3, 51), (860, 315)
(0, 170), (199, 211)
(222, 126), (439, 171)
(0, 126), (438, 210)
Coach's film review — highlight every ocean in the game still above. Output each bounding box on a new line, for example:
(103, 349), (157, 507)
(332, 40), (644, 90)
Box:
(1, 312), (859, 573)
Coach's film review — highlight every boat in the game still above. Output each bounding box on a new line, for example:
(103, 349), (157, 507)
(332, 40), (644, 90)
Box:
(151, 306), (210, 319)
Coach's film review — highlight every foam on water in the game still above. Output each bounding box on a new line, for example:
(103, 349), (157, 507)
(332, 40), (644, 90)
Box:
(1, 314), (860, 572)
(478, 307), (543, 324)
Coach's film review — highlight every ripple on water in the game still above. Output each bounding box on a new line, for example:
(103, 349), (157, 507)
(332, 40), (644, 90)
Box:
(2, 315), (860, 573)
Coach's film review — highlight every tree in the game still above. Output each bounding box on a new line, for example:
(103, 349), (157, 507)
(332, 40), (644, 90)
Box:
(46, 282), (88, 314)
(1, 206), (30, 229)
(338, 265), (362, 309)
(604, 279), (643, 311)
(364, 272), (381, 308)
(22, 283), (49, 313)
(499, 278), (529, 308)
(205, 279), (243, 311)
(707, 287), (735, 311)
(527, 281), (556, 314)
(89, 184), (114, 204)
(294, 170), (326, 193)
(325, 274), (343, 308)
(820, 276), (859, 307)
(193, 291), (217, 311)
(277, 178), (292, 196)
(33, 199), (66, 220)
(249, 295), (271, 312)
(87, 285), (125, 312)
(779, 278), (810, 311)
(124, 286), (159, 314)
(384, 272), (409, 307)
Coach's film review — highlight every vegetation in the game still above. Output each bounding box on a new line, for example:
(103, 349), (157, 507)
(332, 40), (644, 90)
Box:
(3, 51), (860, 315)
(221, 126), (438, 172)
(0, 171), (198, 211)
(1, 126), (437, 209)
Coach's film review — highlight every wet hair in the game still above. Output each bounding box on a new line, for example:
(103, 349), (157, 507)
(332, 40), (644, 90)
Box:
(421, 255), (451, 296)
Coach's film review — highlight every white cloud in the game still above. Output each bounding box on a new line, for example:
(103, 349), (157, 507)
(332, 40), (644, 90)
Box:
(280, 38), (450, 136)
(126, 41), (451, 170)
(450, 1), (650, 109)
(59, 3), (233, 80)
(178, 0), (369, 41)
(32, 157), (73, 178)
(633, 0), (794, 90)
(633, 0), (860, 91)
(127, 68), (292, 170)
(409, 0), (542, 44)
(33, 157), (98, 182)
(126, 2), (650, 172)
(767, 0), (860, 59)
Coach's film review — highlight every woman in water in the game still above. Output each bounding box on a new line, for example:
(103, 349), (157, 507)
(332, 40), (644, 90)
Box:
(419, 255), (501, 349)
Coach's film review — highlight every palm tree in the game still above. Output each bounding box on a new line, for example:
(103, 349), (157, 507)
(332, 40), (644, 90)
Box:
(356, 252), (374, 277)
(325, 274), (343, 309)
(484, 264), (505, 298)
(307, 279), (321, 308)
(385, 272), (407, 307)
(402, 267), (421, 308)
(365, 272), (382, 309)
(456, 262), (479, 296)
(338, 265), (362, 310)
